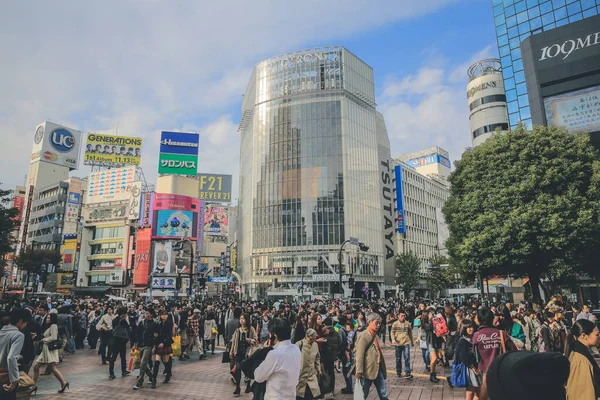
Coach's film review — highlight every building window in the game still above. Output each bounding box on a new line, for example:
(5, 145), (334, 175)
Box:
(93, 226), (125, 240)
(90, 242), (123, 255)
(472, 123), (510, 139)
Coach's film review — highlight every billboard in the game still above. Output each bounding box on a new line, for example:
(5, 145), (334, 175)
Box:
(127, 181), (142, 221)
(65, 179), (82, 223)
(153, 210), (198, 239)
(204, 205), (229, 237)
(160, 131), (199, 155)
(158, 153), (198, 176)
(435, 208), (449, 253)
(151, 241), (175, 274)
(544, 85), (600, 134)
(405, 153), (451, 169)
(12, 195), (25, 222)
(198, 173), (232, 202)
(82, 203), (128, 224)
(87, 166), (136, 204)
(153, 193), (200, 212)
(83, 133), (142, 166)
(151, 276), (177, 290)
(139, 192), (154, 227)
(395, 165), (406, 234)
(133, 228), (151, 285)
(31, 121), (82, 170)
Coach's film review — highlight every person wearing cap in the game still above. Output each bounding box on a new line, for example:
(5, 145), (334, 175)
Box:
(185, 309), (205, 360)
(296, 329), (321, 400)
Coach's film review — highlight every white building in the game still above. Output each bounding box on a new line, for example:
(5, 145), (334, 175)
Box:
(396, 147), (451, 181)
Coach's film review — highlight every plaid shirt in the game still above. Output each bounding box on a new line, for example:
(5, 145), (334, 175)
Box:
(187, 316), (199, 336)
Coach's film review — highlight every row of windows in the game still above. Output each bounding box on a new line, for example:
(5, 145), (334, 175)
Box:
(469, 94), (507, 111)
(92, 226), (125, 240)
(472, 123), (510, 139)
(90, 242), (124, 255)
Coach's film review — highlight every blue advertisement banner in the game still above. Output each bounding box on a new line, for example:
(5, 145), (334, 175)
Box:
(395, 165), (406, 234)
(152, 210), (198, 239)
(160, 131), (199, 155)
(406, 153), (451, 169)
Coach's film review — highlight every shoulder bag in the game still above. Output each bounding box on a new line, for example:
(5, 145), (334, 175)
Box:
(47, 339), (63, 351)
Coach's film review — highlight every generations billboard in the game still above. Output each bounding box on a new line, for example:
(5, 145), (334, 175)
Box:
(544, 85), (600, 134)
(152, 193), (201, 239)
(204, 205), (229, 237)
(198, 173), (232, 202)
(133, 228), (152, 285)
(31, 121), (82, 170)
(83, 133), (142, 166)
(87, 166), (136, 204)
(158, 131), (199, 176)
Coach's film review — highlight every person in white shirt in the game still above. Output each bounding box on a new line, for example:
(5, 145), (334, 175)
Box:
(576, 305), (596, 322)
(254, 319), (301, 400)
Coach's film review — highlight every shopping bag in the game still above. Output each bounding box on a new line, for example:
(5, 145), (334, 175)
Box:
(172, 335), (182, 357)
(222, 350), (231, 363)
(432, 316), (449, 337)
(131, 348), (141, 369)
(354, 378), (365, 400)
(449, 360), (468, 388)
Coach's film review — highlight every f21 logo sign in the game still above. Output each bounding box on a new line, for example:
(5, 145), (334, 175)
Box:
(539, 31), (600, 62)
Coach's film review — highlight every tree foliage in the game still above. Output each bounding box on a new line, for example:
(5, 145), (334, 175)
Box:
(443, 124), (600, 301)
(0, 185), (18, 257)
(427, 255), (457, 295)
(395, 251), (421, 297)
(15, 248), (61, 275)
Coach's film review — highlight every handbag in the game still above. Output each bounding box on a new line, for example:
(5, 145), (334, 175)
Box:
(413, 318), (421, 327)
(222, 350), (231, 363)
(17, 371), (35, 391)
(449, 360), (468, 388)
(47, 339), (63, 350)
(432, 316), (449, 337)
(354, 378), (365, 400)
(212, 326), (218, 336)
(172, 335), (182, 357)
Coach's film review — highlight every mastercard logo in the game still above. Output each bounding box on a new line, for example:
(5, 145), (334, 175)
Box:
(43, 151), (58, 162)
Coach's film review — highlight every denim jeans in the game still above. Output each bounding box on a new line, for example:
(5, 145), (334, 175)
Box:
(395, 344), (411, 375)
(361, 367), (388, 400)
(421, 348), (431, 367)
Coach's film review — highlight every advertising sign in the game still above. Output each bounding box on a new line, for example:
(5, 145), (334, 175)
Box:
(231, 248), (237, 270)
(198, 174), (232, 202)
(12, 195), (25, 222)
(133, 228), (151, 285)
(109, 270), (124, 285)
(395, 165), (406, 234)
(65, 180), (82, 223)
(197, 199), (204, 264)
(82, 203), (128, 224)
(84, 133), (142, 166)
(544, 85), (600, 134)
(435, 208), (449, 253)
(127, 181), (142, 221)
(153, 210), (197, 239)
(204, 205), (229, 237)
(60, 238), (77, 271)
(160, 131), (199, 155)
(152, 241), (175, 274)
(31, 121), (82, 170)
(139, 192), (153, 227)
(158, 153), (198, 176)
(405, 153), (451, 169)
(152, 276), (176, 290)
(87, 166), (136, 204)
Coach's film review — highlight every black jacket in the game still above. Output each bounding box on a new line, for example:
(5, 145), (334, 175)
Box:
(454, 337), (476, 368)
(155, 320), (174, 347)
(136, 318), (157, 348)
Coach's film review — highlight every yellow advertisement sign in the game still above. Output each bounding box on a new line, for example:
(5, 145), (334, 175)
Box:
(84, 133), (142, 166)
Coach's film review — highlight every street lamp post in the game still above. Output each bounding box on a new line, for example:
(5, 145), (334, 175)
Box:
(337, 239), (369, 299)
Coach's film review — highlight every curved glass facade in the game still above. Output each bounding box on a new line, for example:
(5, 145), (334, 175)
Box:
(238, 47), (390, 299)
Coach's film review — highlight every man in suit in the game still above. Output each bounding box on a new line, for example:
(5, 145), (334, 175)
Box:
(355, 312), (388, 400)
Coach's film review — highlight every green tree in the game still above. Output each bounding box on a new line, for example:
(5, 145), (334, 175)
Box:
(0, 186), (18, 255)
(443, 124), (600, 302)
(395, 251), (422, 297)
(427, 255), (458, 295)
(15, 247), (61, 295)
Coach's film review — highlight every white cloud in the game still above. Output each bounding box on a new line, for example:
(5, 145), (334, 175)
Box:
(0, 0), (462, 190)
(379, 46), (496, 163)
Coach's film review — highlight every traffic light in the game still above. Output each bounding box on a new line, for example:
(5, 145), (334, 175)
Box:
(348, 277), (355, 288)
(358, 243), (369, 252)
(199, 277), (206, 289)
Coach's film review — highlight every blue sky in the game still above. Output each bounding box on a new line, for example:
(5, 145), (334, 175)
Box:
(0, 0), (499, 198)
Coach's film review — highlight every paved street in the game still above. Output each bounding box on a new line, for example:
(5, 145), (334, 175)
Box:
(33, 341), (466, 400)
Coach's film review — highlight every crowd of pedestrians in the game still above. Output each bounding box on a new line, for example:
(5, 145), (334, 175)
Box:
(0, 294), (597, 400)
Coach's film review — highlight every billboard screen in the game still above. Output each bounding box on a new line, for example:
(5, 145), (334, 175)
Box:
(151, 240), (176, 274)
(153, 193), (200, 212)
(395, 165), (406, 234)
(405, 153), (451, 169)
(198, 173), (232, 202)
(133, 228), (151, 285)
(83, 133), (142, 166)
(12, 195), (25, 222)
(204, 205), (229, 237)
(30, 121), (82, 170)
(544, 85), (600, 134)
(65, 179), (82, 223)
(160, 131), (199, 155)
(152, 210), (198, 239)
(158, 153), (198, 176)
(87, 166), (136, 204)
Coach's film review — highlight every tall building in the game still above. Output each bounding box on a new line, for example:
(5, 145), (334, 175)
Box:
(396, 147), (452, 180)
(18, 121), (82, 252)
(467, 59), (509, 147)
(492, 0), (600, 129)
(238, 47), (394, 300)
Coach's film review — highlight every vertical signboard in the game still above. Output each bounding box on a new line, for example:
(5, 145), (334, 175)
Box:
(158, 131), (199, 176)
(197, 199), (204, 271)
(65, 180), (82, 223)
(133, 228), (152, 285)
(231, 248), (237, 270)
(395, 165), (406, 234)
(139, 192), (153, 227)
(127, 181), (142, 221)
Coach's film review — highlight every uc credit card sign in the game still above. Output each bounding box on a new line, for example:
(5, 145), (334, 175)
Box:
(160, 131), (199, 155)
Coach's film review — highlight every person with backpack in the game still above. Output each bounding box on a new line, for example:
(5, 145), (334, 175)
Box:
(108, 307), (132, 380)
(319, 325), (341, 398)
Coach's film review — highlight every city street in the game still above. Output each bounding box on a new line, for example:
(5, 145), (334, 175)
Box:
(34, 342), (465, 400)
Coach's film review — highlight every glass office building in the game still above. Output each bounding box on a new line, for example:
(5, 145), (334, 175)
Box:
(492, 0), (600, 129)
(238, 47), (393, 299)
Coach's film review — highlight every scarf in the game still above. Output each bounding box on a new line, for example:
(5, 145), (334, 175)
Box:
(571, 340), (600, 398)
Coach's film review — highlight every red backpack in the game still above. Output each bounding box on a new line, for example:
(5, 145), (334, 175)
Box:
(432, 315), (449, 337)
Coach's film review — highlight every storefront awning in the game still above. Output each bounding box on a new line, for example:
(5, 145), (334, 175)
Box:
(71, 286), (112, 294)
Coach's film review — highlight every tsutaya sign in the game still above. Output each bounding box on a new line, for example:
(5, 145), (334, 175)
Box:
(539, 31), (600, 61)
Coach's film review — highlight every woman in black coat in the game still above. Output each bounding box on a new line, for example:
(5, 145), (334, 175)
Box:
(151, 310), (174, 387)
